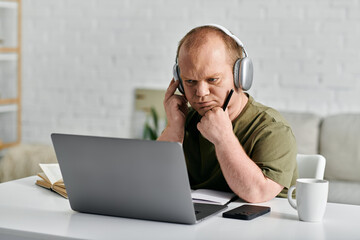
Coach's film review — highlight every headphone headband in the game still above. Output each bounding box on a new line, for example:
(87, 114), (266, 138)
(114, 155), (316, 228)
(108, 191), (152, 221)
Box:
(203, 24), (248, 57)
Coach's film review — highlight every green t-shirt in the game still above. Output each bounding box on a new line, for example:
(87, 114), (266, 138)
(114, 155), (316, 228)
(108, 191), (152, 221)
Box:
(183, 94), (298, 198)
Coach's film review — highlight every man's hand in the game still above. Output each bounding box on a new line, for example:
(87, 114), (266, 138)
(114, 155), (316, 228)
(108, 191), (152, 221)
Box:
(157, 79), (188, 142)
(197, 107), (233, 145)
(198, 106), (284, 203)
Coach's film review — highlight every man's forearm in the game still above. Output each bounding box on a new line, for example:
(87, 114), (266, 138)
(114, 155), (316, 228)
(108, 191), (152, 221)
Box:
(214, 134), (283, 203)
(157, 126), (184, 143)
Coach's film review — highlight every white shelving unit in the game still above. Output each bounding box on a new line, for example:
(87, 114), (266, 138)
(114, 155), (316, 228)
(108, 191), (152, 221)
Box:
(0, 0), (21, 150)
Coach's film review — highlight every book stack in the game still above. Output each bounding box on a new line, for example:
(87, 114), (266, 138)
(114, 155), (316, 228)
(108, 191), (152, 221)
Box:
(36, 163), (67, 199)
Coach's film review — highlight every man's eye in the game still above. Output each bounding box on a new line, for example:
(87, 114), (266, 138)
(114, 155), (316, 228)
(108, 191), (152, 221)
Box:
(185, 80), (194, 84)
(209, 78), (218, 82)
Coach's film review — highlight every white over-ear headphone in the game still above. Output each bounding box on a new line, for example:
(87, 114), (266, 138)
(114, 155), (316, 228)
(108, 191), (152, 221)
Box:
(173, 24), (253, 94)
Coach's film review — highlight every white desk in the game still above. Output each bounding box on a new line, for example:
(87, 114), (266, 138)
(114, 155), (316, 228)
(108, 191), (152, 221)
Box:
(0, 176), (359, 240)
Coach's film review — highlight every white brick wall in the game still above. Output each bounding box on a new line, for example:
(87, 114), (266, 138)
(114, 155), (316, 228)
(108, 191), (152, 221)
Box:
(20, 0), (360, 144)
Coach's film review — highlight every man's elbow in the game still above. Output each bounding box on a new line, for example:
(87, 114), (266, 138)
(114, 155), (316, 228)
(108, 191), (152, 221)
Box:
(240, 191), (274, 203)
(236, 185), (283, 203)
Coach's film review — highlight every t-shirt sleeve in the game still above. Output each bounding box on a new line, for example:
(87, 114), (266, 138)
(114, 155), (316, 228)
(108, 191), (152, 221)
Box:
(250, 122), (297, 189)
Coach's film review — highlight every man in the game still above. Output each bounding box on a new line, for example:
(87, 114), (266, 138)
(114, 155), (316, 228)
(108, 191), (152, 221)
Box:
(158, 25), (297, 203)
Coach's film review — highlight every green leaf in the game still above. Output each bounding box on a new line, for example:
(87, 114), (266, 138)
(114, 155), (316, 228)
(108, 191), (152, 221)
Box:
(150, 107), (158, 130)
(142, 123), (151, 140)
(149, 127), (157, 140)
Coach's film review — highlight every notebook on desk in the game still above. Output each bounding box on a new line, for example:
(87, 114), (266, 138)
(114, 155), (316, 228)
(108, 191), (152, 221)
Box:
(51, 133), (227, 224)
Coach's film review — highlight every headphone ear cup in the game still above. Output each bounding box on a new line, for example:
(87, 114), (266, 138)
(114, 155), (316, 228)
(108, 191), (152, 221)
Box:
(233, 59), (241, 89)
(173, 63), (184, 94)
(178, 79), (184, 94)
(233, 57), (253, 91)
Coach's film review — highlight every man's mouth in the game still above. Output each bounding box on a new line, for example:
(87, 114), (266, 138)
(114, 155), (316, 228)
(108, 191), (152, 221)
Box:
(196, 101), (216, 112)
(197, 101), (213, 108)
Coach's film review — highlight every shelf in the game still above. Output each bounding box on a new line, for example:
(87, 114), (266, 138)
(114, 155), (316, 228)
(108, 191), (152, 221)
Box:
(0, 104), (17, 113)
(0, 53), (17, 61)
(0, 98), (18, 104)
(0, 1), (17, 9)
(0, 47), (18, 53)
(0, 141), (18, 150)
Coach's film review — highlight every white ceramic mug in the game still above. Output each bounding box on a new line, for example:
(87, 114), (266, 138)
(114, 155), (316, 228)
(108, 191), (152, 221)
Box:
(287, 178), (329, 222)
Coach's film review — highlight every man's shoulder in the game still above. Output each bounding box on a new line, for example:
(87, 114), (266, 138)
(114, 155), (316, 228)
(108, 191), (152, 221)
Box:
(242, 95), (291, 128)
(232, 95), (295, 143)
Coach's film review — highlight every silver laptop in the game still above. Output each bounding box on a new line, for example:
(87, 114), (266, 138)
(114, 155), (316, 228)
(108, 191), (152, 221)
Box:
(51, 133), (227, 224)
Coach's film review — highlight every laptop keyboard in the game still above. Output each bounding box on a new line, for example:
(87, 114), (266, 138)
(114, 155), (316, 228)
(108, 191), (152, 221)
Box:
(193, 203), (228, 221)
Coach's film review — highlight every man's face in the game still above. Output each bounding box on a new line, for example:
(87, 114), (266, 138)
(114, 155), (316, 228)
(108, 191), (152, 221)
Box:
(178, 36), (235, 116)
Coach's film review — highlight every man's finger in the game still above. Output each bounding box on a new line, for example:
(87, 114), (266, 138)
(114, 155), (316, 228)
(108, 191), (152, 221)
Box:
(224, 107), (229, 116)
(164, 78), (179, 101)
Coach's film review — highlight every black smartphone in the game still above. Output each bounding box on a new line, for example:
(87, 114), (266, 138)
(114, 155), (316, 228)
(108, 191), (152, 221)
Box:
(222, 204), (271, 220)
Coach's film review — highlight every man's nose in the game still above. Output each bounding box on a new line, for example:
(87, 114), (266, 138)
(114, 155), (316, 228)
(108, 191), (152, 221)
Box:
(196, 81), (210, 97)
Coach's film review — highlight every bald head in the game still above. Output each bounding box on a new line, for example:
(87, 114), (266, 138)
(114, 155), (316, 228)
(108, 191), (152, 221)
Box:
(176, 26), (243, 67)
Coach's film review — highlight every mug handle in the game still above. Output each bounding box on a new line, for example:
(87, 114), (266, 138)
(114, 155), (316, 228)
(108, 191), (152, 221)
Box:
(287, 185), (297, 210)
